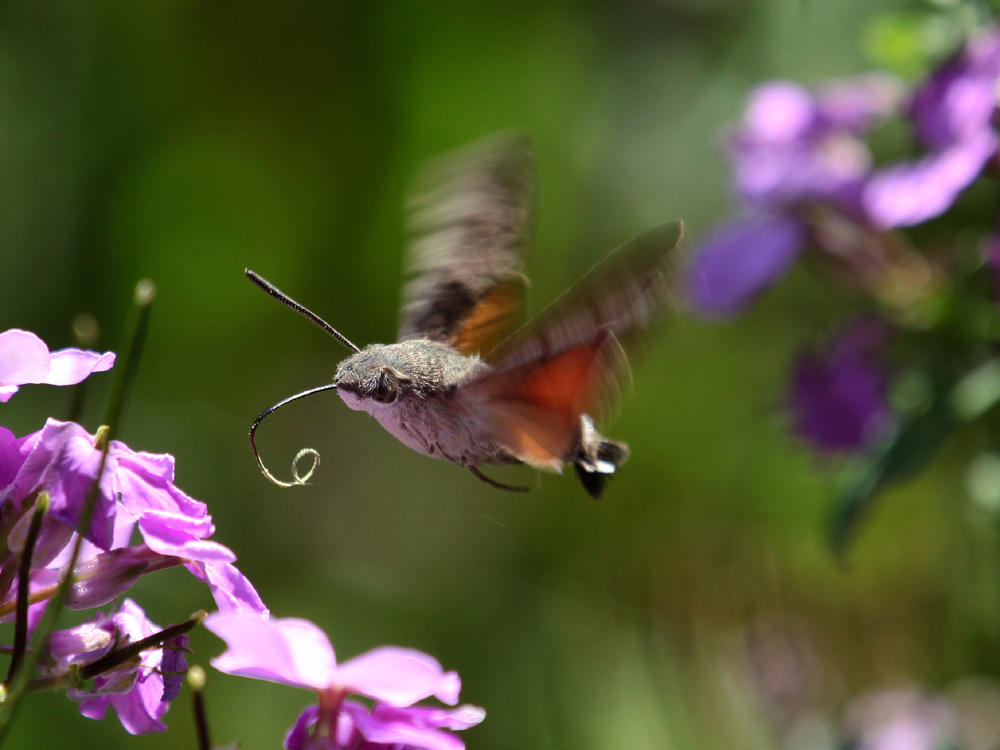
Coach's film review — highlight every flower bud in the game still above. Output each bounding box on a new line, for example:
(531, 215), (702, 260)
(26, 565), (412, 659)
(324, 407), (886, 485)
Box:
(39, 618), (116, 677)
(65, 546), (154, 610)
(159, 634), (189, 703)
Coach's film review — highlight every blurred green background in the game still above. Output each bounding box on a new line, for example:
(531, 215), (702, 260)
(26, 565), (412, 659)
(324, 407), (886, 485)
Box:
(2, 0), (997, 748)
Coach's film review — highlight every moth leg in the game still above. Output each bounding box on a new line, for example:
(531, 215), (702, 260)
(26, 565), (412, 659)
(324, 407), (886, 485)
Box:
(468, 466), (529, 493)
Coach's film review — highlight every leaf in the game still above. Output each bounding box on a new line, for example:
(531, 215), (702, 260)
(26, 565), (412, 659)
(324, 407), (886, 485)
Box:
(830, 391), (955, 559)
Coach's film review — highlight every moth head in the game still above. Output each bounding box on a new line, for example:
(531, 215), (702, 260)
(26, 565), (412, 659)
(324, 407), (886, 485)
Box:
(334, 346), (416, 410)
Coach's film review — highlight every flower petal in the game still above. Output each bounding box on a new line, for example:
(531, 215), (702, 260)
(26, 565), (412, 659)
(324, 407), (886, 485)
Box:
(372, 704), (486, 731)
(136, 512), (231, 562)
(336, 647), (461, 707)
(742, 82), (816, 143)
(206, 613), (333, 690)
(862, 131), (998, 229)
(188, 561), (269, 615)
(283, 705), (321, 750)
(687, 214), (807, 316)
(0, 329), (50, 385)
(789, 319), (894, 452)
(15, 420), (118, 550)
(347, 701), (467, 750)
(105, 678), (169, 734)
(42, 349), (115, 386)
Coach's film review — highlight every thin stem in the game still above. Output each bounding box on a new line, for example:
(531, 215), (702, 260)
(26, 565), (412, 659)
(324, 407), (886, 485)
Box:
(104, 279), (155, 442)
(0, 280), (155, 746)
(67, 312), (100, 424)
(5, 496), (48, 683)
(66, 381), (88, 425)
(188, 666), (210, 750)
(23, 674), (72, 693)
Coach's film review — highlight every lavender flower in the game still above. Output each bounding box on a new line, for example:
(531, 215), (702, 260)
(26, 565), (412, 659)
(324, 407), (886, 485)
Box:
(57, 599), (170, 735)
(286, 702), (486, 750)
(789, 319), (894, 453)
(0, 419), (267, 616)
(0, 419), (267, 625)
(205, 612), (484, 750)
(688, 74), (901, 316)
(862, 28), (1000, 229)
(0, 328), (114, 403)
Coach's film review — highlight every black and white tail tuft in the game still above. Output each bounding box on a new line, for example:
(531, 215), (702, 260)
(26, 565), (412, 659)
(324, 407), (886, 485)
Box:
(572, 415), (630, 499)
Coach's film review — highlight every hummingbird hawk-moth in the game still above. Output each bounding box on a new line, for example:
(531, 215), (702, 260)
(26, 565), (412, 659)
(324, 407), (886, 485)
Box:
(247, 132), (682, 498)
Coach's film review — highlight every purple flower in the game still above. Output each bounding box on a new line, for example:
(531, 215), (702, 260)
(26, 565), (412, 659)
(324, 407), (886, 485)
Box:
(38, 611), (117, 676)
(789, 319), (894, 452)
(688, 74), (901, 316)
(0, 419), (267, 616)
(286, 702), (486, 750)
(862, 28), (1000, 229)
(159, 633), (189, 703)
(64, 599), (171, 735)
(687, 214), (808, 316)
(842, 689), (956, 750)
(0, 329), (114, 403)
(732, 79), (887, 210)
(205, 613), (483, 750)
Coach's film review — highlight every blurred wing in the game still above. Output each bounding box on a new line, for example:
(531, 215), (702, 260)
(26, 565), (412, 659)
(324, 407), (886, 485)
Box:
(398, 132), (536, 356)
(470, 221), (684, 469)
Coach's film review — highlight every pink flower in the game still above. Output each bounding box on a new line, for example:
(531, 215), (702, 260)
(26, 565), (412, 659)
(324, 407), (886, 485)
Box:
(67, 599), (170, 735)
(0, 420), (268, 616)
(205, 613), (483, 750)
(0, 329), (114, 403)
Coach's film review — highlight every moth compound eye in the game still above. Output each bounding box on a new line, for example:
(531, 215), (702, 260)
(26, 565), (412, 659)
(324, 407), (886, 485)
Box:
(372, 372), (398, 404)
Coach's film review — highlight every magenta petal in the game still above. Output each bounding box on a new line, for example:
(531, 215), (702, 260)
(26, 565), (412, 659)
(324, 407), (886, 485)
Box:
(284, 705), (321, 750)
(862, 131), (999, 229)
(136, 512), (231, 562)
(742, 82), (816, 143)
(687, 214), (807, 316)
(78, 696), (111, 721)
(206, 613), (333, 690)
(348, 702), (466, 750)
(336, 647), (461, 707)
(0, 428), (28, 497)
(20, 420), (118, 549)
(43, 349), (115, 386)
(114, 450), (208, 520)
(106, 679), (169, 734)
(0, 329), (51, 384)
(372, 705), (486, 731)
(0, 385), (19, 402)
(189, 561), (269, 615)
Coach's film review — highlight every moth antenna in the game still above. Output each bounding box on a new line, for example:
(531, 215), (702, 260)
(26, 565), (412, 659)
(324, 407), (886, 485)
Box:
(245, 269), (361, 353)
(250, 383), (341, 487)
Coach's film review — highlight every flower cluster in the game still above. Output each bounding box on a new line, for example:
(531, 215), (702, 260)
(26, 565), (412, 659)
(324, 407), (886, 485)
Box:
(205, 612), (484, 750)
(688, 27), (1000, 318)
(0, 328), (264, 733)
(687, 25), (1000, 475)
(1, 324), (485, 747)
(42, 599), (175, 734)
